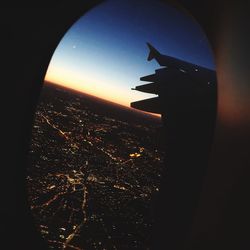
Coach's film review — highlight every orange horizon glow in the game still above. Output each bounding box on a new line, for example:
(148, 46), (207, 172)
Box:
(45, 69), (130, 107)
(44, 76), (161, 118)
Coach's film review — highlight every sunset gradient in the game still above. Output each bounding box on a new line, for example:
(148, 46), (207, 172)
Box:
(45, 0), (215, 109)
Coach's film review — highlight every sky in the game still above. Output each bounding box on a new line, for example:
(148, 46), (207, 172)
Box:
(45, 0), (215, 107)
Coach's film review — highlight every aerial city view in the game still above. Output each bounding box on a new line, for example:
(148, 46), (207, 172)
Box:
(28, 82), (164, 249)
(27, 0), (215, 249)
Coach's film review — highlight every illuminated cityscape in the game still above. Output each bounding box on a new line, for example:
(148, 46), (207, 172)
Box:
(27, 82), (165, 250)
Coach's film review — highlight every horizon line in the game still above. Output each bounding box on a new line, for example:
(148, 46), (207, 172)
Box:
(44, 80), (161, 119)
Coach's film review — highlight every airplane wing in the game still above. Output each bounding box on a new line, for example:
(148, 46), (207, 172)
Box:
(146, 42), (216, 84)
(147, 42), (162, 61)
(131, 97), (161, 114)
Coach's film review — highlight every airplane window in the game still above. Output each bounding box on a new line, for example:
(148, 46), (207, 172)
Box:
(27, 0), (216, 249)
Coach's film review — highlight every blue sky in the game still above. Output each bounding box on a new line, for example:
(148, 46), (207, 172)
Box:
(45, 0), (215, 106)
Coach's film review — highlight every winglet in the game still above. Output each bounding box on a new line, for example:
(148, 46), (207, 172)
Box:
(147, 42), (161, 61)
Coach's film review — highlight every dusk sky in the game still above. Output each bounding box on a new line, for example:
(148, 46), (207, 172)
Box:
(45, 0), (215, 107)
